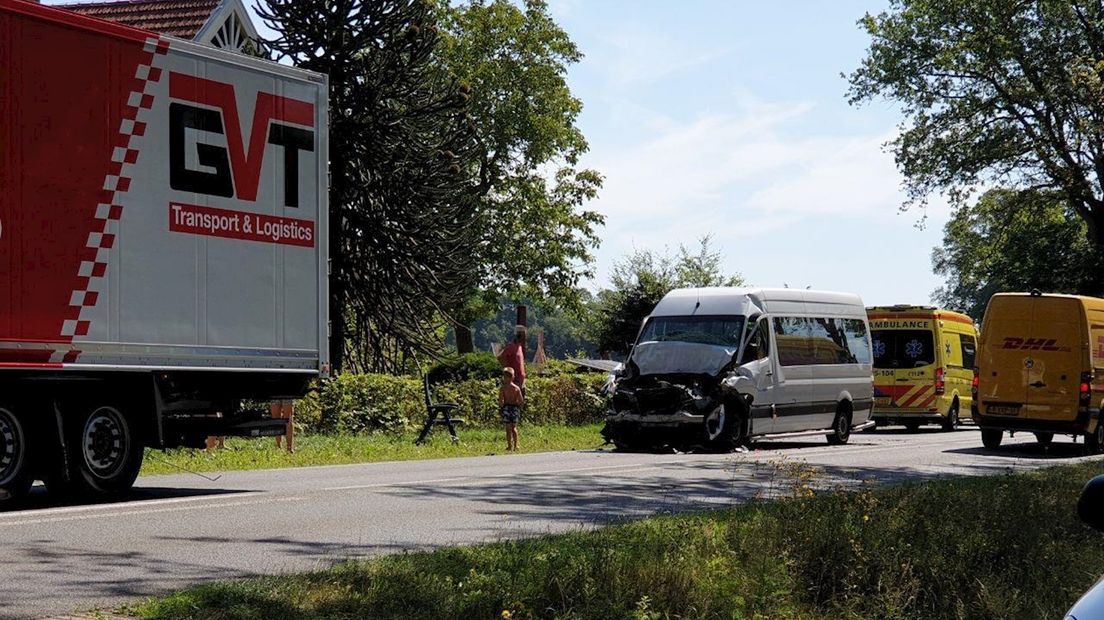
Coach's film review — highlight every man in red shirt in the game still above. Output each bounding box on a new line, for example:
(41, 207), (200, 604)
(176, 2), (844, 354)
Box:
(497, 326), (527, 393)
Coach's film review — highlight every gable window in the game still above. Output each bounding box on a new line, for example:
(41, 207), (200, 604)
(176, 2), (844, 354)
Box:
(209, 12), (250, 52)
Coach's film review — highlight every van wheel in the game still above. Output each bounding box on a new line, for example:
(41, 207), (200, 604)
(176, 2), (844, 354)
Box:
(942, 400), (960, 432)
(1086, 419), (1104, 455)
(981, 429), (1003, 449)
(1034, 432), (1054, 446)
(703, 401), (744, 452)
(612, 439), (640, 452)
(0, 405), (33, 502)
(903, 421), (921, 432)
(827, 406), (852, 445)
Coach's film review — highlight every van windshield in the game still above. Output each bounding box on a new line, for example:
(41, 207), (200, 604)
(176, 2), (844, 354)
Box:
(872, 330), (936, 368)
(638, 316), (745, 347)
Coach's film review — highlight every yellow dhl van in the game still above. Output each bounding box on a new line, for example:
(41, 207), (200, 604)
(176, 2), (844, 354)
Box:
(974, 292), (1104, 451)
(868, 306), (979, 431)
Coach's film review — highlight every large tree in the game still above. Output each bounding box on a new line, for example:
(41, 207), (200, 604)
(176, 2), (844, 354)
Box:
(591, 237), (745, 356)
(849, 1), (1104, 290)
(933, 189), (1102, 319)
(258, 0), (484, 373)
(438, 0), (604, 350)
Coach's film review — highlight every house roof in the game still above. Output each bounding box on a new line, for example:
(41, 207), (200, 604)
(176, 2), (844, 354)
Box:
(59, 0), (221, 40)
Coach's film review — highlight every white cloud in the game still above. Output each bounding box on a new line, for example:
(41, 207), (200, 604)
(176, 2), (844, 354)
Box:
(596, 26), (730, 87)
(580, 96), (951, 288)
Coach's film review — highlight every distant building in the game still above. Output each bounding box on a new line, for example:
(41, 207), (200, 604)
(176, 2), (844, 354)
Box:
(61, 0), (260, 53)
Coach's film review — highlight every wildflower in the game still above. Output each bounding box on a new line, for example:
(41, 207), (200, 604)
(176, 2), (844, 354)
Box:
(502, 611), (512, 619)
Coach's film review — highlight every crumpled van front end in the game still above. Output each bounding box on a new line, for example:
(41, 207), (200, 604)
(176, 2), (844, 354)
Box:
(602, 290), (757, 451)
(603, 340), (744, 450)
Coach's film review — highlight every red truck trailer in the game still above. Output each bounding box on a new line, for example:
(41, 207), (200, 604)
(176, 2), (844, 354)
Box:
(0, 0), (329, 500)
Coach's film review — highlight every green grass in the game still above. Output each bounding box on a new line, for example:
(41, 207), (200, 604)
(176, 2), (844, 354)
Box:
(140, 424), (605, 476)
(132, 459), (1104, 620)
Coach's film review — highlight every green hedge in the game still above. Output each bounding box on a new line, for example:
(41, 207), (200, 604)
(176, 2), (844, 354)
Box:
(296, 372), (607, 435)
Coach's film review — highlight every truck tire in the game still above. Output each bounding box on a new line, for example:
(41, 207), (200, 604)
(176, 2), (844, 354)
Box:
(0, 405), (33, 502)
(65, 404), (144, 497)
(1034, 432), (1054, 446)
(981, 428), (1003, 449)
(827, 405), (852, 445)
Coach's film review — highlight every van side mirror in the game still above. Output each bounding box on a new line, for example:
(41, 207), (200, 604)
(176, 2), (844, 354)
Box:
(1078, 475), (1104, 532)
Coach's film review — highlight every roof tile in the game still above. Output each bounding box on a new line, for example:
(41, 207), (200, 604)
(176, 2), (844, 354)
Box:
(59, 0), (220, 40)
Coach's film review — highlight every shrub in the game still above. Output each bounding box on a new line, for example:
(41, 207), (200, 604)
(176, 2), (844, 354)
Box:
(315, 373), (423, 434)
(300, 371), (608, 435)
(426, 352), (503, 384)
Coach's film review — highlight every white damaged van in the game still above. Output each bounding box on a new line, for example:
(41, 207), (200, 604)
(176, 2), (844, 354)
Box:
(602, 288), (875, 451)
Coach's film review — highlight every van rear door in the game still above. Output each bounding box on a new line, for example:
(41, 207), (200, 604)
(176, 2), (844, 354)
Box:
(871, 327), (937, 409)
(981, 296), (1084, 420)
(1023, 298), (1084, 421)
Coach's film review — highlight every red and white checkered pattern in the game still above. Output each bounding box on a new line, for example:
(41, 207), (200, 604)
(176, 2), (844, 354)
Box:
(57, 36), (169, 355)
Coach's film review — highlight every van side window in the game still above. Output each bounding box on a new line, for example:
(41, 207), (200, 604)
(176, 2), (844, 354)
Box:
(740, 320), (770, 364)
(959, 334), (977, 369)
(774, 317), (811, 366)
(809, 318), (857, 364)
(843, 319), (873, 365)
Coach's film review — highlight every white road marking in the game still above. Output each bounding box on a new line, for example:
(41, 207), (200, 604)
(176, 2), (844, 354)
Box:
(0, 495), (302, 527)
(321, 460), (687, 491)
(0, 491), (265, 521)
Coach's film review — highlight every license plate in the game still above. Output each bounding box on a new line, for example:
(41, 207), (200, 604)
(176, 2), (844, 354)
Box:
(875, 397), (892, 407)
(987, 404), (1021, 416)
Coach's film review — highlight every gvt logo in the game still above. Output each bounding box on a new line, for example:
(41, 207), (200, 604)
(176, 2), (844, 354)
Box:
(168, 73), (315, 207)
(1001, 337), (1061, 351)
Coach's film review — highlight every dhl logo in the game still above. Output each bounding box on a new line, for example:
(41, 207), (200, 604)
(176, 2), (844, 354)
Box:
(1001, 337), (1061, 351)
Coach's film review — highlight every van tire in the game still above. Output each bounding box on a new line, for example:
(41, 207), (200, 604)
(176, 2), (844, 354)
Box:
(903, 421), (921, 432)
(942, 400), (960, 432)
(703, 399), (746, 452)
(1034, 432), (1054, 446)
(981, 429), (1003, 449)
(827, 405), (852, 446)
(1086, 418), (1104, 455)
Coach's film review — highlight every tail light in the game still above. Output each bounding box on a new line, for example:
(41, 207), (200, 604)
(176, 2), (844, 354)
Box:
(935, 367), (946, 395)
(971, 368), (979, 399)
(1081, 371), (1093, 406)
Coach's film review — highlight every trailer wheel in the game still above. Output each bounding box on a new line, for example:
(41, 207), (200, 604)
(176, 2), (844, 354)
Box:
(68, 404), (144, 496)
(0, 405), (32, 502)
(981, 428), (1003, 449)
(827, 404), (852, 445)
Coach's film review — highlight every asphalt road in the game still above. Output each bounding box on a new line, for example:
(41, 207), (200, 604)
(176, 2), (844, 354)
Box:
(3, 427), (1102, 619)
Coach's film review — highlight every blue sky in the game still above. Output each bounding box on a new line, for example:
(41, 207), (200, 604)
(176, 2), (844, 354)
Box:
(546, 0), (949, 306)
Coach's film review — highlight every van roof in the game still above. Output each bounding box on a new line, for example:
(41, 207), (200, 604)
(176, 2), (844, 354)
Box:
(650, 287), (866, 318)
(867, 305), (974, 325)
(991, 292), (1103, 302)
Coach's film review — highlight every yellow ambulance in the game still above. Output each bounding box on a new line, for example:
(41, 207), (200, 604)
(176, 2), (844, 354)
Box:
(868, 306), (979, 431)
(974, 291), (1104, 452)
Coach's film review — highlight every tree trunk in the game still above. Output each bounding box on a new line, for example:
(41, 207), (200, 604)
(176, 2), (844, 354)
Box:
(455, 324), (474, 354)
(1085, 208), (1104, 297)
